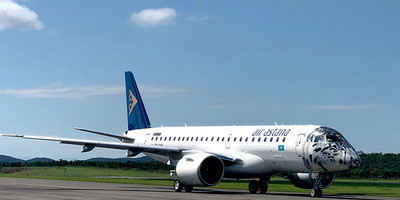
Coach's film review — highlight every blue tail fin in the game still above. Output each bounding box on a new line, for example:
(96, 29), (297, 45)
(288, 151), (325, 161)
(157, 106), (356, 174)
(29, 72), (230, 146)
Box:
(125, 71), (151, 130)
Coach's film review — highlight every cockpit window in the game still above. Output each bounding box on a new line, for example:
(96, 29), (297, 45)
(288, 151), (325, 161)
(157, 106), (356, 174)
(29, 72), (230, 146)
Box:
(311, 126), (349, 143)
(314, 135), (324, 142)
(326, 135), (341, 142)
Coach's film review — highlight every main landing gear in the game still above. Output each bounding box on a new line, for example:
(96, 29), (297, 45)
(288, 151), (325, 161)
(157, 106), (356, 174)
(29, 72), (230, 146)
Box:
(248, 177), (269, 194)
(174, 179), (193, 192)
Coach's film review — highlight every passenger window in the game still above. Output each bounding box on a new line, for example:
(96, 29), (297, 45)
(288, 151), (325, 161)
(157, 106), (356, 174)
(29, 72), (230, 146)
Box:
(252, 137), (255, 142)
(211, 137), (214, 141)
(270, 137), (273, 142)
(169, 137), (172, 141)
(239, 137), (242, 142)
(191, 137), (194, 141)
(222, 137), (225, 142)
(258, 137), (261, 142)
(283, 137), (286, 142)
(173, 137), (176, 141)
(233, 137), (236, 142)
(264, 137), (267, 142)
(201, 137), (203, 141)
(245, 137), (248, 142)
(205, 137), (208, 141)
(178, 137), (180, 141)
(217, 137), (219, 141)
(276, 137), (279, 142)
(151, 137), (154, 141)
(196, 137), (198, 141)
(164, 137), (167, 141)
(227, 137), (230, 142)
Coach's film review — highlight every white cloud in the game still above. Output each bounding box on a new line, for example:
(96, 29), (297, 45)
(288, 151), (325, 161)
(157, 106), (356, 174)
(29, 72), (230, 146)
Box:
(129, 8), (178, 28)
(188, 15), (210, 22)
(0, 83), (123, 99)
(0, 83), (186, 99)
(0, 0), (44, 31)
(307, 105), (368, 111)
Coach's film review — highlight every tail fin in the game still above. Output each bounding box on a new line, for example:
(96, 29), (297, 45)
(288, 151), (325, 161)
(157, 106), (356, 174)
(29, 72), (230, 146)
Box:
(125, 71), (151, 130)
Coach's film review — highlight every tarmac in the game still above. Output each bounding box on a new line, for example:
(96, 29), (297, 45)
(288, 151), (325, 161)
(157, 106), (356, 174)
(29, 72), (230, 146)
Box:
(0, 177), (397, 200)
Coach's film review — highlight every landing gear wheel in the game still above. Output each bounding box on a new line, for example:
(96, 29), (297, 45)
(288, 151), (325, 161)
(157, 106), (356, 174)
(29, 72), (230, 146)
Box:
(310, 188), (322, 197)
(184, 185), (193, 192)
(248, 180), (259, 194)
(174, 179), (183, 192)
(258, 178), (268, 194)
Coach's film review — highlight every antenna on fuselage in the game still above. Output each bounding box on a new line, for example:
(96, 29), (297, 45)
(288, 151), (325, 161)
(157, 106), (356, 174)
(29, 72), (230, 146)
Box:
(274, 122), (278, 126)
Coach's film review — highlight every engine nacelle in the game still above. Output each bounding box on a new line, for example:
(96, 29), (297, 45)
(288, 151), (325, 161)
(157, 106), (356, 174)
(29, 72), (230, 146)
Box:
(176, 153), (225, 186)
(288, 173), (335, 189)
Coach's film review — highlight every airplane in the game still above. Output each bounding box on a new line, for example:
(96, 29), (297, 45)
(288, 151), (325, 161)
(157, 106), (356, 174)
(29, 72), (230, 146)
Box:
(1, 71), (361, 197)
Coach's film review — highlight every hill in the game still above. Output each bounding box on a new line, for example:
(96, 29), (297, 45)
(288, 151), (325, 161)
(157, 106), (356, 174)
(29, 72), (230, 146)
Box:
(26, 157), (55, 163)
(85, 156), (154, 163)
(0, 155), (154, 163)
(0, 155), (24, 163)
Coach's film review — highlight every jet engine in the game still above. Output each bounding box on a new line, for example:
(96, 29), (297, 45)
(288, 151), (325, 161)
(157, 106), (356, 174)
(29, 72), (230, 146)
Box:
(175, 153), (225, 186)
(288, 173), (335, 189)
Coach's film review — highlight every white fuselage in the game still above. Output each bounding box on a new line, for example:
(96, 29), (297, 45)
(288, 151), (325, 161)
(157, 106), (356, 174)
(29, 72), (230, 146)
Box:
(125, 125), (329, 178)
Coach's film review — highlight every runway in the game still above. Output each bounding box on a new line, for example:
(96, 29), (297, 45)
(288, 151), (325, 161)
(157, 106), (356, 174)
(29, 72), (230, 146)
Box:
(0, 177), (395, 200)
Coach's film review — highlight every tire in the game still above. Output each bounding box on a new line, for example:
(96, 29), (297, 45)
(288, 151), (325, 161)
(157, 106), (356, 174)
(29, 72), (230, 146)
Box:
(248, 180), (259, 194)
(174, 179), (183, 192)
(318, 188), (323, 197)
(310, 188), (322, 197)
(184, 185), (193, 192)
(259, 179), (268, 194)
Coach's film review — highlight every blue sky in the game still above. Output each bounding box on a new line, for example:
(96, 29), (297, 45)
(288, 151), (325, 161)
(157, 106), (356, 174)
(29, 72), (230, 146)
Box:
(0, 0), (399, 160)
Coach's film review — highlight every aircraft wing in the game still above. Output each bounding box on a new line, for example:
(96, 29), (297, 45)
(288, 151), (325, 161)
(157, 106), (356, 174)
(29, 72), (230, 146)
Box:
(0, 134), (181, 155)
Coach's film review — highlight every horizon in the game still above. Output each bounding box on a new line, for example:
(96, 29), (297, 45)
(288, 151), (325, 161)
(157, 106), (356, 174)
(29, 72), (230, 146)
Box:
(2, 151), (399, 162)
(1, 0), (399, 160)
(0, 154), (149, 161)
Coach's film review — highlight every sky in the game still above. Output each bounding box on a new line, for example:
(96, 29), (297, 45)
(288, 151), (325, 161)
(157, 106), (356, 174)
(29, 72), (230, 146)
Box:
(0, 0), (399, 160)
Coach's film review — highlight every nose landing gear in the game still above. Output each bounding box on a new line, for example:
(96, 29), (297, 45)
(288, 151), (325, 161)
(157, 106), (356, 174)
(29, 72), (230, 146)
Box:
(310, 187), (323, 197)
(310, 173), (330, 197)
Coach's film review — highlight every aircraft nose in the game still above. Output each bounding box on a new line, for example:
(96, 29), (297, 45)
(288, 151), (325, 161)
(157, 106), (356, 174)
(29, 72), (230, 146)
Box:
(345, 148), (361, 169)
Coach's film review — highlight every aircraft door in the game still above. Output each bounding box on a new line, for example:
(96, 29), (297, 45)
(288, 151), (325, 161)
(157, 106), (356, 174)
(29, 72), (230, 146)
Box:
(295, 134), (306, 157)
(144, 133), (151, 145)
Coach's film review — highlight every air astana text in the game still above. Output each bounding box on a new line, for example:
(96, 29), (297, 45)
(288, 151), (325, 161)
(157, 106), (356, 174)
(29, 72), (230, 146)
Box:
(252, 128), (291, 137)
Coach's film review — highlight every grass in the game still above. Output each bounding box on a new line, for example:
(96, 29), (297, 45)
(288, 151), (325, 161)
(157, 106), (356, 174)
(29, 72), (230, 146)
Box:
(0, 167), (399, 197)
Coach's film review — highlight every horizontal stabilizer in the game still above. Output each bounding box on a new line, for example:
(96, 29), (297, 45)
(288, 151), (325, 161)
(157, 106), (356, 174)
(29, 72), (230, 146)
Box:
(74, 127), (134, 143)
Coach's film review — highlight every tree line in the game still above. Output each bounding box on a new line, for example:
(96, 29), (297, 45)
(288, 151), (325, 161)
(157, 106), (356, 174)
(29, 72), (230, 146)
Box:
(0, 160), (173, 171)
(337, 153), (400, 179)
(1, 153), (399, 179)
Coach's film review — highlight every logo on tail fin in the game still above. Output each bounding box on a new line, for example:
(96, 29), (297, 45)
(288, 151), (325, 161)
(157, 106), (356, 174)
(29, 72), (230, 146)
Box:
(128, 89), (138, 116)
